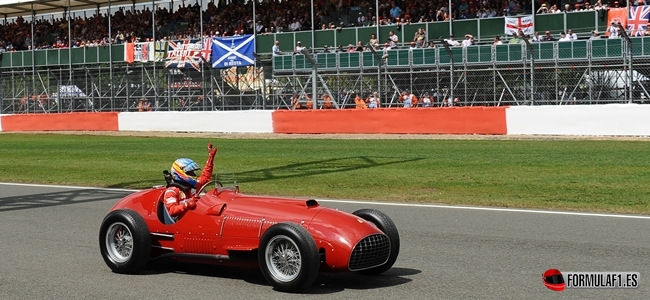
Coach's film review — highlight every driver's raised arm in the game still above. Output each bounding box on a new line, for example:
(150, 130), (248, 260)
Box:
(195, 143), (218, 193)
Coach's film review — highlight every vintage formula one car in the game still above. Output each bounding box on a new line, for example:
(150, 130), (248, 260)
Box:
(99, 176), (400, 292)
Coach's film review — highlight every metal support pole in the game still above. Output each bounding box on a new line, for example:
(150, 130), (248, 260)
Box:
(31, 4), (35, 113)
(439, 38), (454, 105)
(67, 1), (73, 111)
(618, 23), (632, 103)
(311, 0), (315, 54)
(108, 0), (114, 111)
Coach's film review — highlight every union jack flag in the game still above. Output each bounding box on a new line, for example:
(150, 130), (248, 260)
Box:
(200, 38), (212, 62)
(628, 6), (650, 36)
(165, 39), (207, 71)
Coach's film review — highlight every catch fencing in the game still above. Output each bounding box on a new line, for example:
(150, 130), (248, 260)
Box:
(4, 38), (650, 114)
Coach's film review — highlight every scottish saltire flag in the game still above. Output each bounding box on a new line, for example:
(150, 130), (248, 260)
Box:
(211, 34), (255, 69)
(504, 16), (534, 35)
(628, 6), (650, 36)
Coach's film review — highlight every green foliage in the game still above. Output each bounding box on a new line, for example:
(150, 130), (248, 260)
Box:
(1, 134), (649, 214)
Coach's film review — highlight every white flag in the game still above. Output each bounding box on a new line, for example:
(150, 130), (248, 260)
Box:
(504, 16), (534, 35)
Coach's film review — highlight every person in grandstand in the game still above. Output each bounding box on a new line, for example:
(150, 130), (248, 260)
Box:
(366, 92), (379, 109)
(354, 93), (367, 109)
(355, 41), (365, 51)
(567, 29), (577, 40)
(462, 34), (474, 47)
(558, 32), (571, 42)
(164, 143), (218, 220)
(322, 93), (333, 109)
(542, 31), (556, 42)
(421, 93), (432, 107)
(413, 27), (427, 48)
(272, 40), (282, 56)
(388, 31), (399, 48)
(369, 33), (379, 50)
(590, 30), (601, 40)
(608, 22), (620, 38)
(401, 90), (412, 108)
(291, 93), (302, 109)
(294, 41), (305, 54)
(446, 35), (460, 47)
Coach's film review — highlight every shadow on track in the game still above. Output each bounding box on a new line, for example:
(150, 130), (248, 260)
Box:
(142, 261), (418, 294)
(0, 189), (131, 212)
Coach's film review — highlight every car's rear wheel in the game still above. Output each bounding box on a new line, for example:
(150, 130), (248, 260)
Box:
(258, 222), (319, 292)
(99, 209), (151, 274)
(353, 209), (400, 275)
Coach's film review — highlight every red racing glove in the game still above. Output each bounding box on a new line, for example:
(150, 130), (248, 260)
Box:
(208, 143), (218, 158)
(206, 143), (218, 165)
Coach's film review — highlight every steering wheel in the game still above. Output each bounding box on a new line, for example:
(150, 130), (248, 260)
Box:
(196, 180), (223, 198)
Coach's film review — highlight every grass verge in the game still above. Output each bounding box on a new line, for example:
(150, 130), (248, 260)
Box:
(1, 133), (649, 214)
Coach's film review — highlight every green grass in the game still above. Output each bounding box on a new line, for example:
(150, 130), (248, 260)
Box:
(1, 134), (649, 214)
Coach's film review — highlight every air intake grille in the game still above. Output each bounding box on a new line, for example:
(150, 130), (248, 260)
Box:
(349, 234), (390, 271)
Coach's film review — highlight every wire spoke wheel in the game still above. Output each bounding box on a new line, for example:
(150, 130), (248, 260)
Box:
(105, 222), (134, 264)
(266, 235), (302, 282)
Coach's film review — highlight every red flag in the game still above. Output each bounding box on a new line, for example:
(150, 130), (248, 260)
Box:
(607, 8), (628, 37)
(125, 42), (135, 63)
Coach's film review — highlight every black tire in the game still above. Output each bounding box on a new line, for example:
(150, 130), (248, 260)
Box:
(258, 222), (320, 292)
(352, 209), (400, 275)
(99, 209), (151, 274)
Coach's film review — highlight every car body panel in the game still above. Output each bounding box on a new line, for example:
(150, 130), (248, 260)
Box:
(107, 186), (386, 271)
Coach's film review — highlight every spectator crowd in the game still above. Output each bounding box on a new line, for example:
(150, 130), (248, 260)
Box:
(0, 0), (619, 52)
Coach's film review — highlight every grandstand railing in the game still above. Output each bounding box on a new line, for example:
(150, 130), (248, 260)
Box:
(256, 11), (606, 55)
(0, 11), (606, 68)
(272, 38), (643, 72)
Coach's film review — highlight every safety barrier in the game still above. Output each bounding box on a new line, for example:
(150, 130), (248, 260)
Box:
(0, 112), (118, 131)
(117, 111), (274, 133)
(506, 104), (650, 136)
(272, 107), (507, 134)
(1, 105), (650, 136)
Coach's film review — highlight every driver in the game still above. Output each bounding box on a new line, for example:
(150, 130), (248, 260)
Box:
(164, 143), (218, 218)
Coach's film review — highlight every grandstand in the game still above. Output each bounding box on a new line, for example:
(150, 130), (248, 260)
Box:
(0, 0), (648, 114)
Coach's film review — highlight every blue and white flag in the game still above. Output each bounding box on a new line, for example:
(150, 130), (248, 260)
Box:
(211, 34), (255, 69)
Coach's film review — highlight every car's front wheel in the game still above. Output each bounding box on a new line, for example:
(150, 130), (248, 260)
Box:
(258, 222), (320, 292)
(99, 209), (151, 274)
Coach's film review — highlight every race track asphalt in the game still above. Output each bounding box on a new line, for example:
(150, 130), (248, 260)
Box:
(0, 183), (648, 299)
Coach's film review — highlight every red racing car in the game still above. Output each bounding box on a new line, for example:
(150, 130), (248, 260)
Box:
(99, 177), (400, 292)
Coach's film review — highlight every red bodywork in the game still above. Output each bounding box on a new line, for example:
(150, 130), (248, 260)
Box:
(109, 186), (385, 271)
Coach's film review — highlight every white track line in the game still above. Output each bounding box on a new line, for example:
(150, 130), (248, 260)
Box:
(0, 182), (138, 193)
(2, 182), (649, 219)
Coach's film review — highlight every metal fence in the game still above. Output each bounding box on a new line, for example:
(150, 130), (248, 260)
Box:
(3, 40), (650, 114)
(269, 39), (650, 109)
(0, 60), (273, 114)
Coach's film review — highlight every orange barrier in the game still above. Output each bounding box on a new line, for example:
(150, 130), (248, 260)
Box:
(1, 112), (119, 131)
(272, 107), (508, 134)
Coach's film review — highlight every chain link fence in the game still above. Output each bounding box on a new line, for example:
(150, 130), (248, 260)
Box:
(0, 60), (272, 114)
(5, 41), (650, 114)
